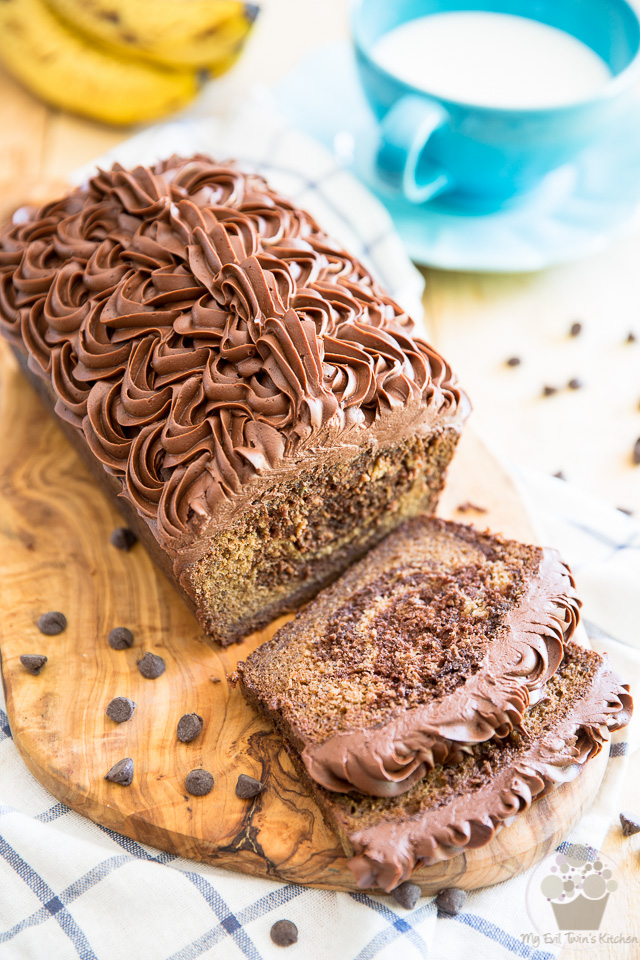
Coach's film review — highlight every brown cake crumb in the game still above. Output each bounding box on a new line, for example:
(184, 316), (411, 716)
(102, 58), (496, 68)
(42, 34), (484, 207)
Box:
(456, 501), (487, 514)
(542, 385), (558, 397)
(505, 356), (521, 367)
(569, 322), (583, 337)
(568, 378), (583, 390)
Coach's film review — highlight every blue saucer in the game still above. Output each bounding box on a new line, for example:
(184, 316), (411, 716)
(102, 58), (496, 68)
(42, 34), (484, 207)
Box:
(273, 43), (640, 272)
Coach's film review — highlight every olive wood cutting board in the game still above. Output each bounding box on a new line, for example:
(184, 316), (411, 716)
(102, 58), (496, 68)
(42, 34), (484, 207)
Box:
(0, 339), (608, 894)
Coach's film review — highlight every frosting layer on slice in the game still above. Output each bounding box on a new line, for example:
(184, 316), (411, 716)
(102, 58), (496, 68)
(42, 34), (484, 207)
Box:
(341, 643), (631, 891)
(239, 517), (580, 798)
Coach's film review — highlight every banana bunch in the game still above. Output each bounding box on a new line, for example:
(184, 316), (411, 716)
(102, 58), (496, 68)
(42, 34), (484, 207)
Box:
(0, 0), (259, 126)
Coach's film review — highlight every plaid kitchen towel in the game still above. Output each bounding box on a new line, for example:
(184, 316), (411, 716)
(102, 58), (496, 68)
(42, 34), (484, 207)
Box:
(1, 100), (638, 960)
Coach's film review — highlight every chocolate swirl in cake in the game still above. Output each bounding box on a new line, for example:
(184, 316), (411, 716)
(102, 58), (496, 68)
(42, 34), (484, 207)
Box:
(0, 157), (465, 555)
(238, 518), (582, 798)
(303, 549), (579, 797)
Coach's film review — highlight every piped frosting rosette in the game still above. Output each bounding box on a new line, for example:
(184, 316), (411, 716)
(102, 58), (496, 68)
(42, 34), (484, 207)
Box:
(303, 550), (580, 798)
(0, 157), (466, 555)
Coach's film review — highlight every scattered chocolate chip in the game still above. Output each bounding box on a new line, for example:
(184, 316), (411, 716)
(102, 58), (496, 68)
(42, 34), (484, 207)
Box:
(137, 651), (165, 679)
(37, 611), (66, 635)
(270, 920), (298, 947)
(633, 438), (640, 465)
(618, 506), (634, 517)
(553, 470), (566, 480)
(391, 881), (421, 910)
(568, 377), (583, 390)
(110, 527), (137, 551)
(569, 321), (582, 337)
(108, 626), (134, 650)
(542, 385), (558, 397)
(505, 356), (521, 367)
(626, 331), (637, 343)
(106, 697), (136, 723)
(177, 713), (203, 742)
(185, 769), (214, 796)
(436, 887), (467, 916)
(105, 758), (134, 786)
(236, 774), (263, 799)
(20, 654), (47, 675)
(456, 501), (487, 514)
(620, 811), (640, 837)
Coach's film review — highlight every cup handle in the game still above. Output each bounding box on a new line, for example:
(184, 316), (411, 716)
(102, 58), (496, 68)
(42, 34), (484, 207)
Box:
(376, 95), (451, 204)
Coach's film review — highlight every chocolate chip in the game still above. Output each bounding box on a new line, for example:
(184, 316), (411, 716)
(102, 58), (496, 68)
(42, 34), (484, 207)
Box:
(633, 438), (640, 465)
(542, 385), (558, 397)
(568, 377), (583, 390)
(236, 774), (263, 799)
(270, 920), (298, 947)
(106, 697), (136, 723)
(177, 713), (203, 742)
(137, 652), (165, 679)
(37, 611), (66, 635)
(569, 321), (582, 337)
(20, 654), (47, 675)
(110, 527), (137, 551)
(553, 470), (566, 480)
(436, 887), (467, 916)
(105, 758), (134, 786)
(505, 356), (521, 367)
(626, 331), (637, 343)
(108, 626), (134, 650)
(620, 811), (640, 836)
(185, 769), (214, 796)
(391, 881), (421, 910)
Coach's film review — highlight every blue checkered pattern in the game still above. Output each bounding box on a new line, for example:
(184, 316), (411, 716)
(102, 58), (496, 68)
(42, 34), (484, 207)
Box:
(1, 108), (638, 959)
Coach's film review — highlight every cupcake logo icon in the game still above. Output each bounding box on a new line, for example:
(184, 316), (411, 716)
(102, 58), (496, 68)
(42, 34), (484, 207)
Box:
(540, 847), (617, 931)
(522, 843), (632, 951)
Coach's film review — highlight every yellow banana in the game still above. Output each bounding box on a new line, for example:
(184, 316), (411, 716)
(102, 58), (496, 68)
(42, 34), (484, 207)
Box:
(43, 0), (260, 70)
(0, 0), (200, 126)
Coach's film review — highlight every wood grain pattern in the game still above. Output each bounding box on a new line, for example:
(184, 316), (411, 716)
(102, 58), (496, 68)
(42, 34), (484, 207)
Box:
(0, 339), (609, 893)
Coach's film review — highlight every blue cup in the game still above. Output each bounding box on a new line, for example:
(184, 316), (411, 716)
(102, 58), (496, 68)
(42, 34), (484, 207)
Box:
(351, 0), (640, 208)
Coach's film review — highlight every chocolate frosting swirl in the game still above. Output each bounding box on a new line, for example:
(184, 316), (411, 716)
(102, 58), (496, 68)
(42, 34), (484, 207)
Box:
(348, 653), (632, 891)
(303, 549), (579, 797)
(0, 157), (467, 554)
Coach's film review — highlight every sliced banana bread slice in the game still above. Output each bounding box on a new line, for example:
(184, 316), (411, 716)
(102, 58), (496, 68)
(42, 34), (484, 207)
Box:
(284, 642), (632, 891)
(238, 517), (580, 797)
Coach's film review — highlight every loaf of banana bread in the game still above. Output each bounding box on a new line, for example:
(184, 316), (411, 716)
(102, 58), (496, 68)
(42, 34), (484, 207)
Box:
(0, 156), (468, 643)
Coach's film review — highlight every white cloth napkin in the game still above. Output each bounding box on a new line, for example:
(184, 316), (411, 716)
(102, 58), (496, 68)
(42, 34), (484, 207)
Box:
(1, 101), (638, 960)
